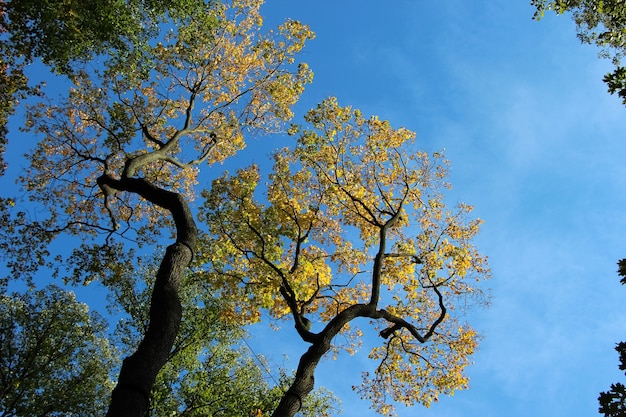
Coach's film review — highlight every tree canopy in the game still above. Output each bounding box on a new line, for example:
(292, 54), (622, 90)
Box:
(0, 0), (490, 416)
(201, 97), (490, 416)
(0, 0), (218, 176)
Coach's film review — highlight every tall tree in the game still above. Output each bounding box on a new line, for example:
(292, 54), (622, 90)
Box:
(4, 1), (490, 415)
(201, 98), (490, 417)
(532, 0), (626, 103)
(10, 1), (314, 416)
(0, 285), (117, 417)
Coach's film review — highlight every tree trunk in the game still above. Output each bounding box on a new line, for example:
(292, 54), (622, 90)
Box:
(100, 175), (197, 417)
(272, 345), (322, 417)
(105, 242), (192, 417)
(272, 304), (373, 417)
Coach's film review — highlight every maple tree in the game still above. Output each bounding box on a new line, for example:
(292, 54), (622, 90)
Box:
(7, 0), (313, 416)
(201, 97), (490, 417)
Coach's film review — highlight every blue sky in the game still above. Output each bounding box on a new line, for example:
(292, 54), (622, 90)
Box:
(245, 1), (626, 416)
(4, 1), (626, 417)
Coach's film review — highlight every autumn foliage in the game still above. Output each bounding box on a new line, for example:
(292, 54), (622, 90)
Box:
(201, 97), (489, 415)
(21, 0), (313, 244)
(2, 0), (490, 416)
(11, 1), (314, 415)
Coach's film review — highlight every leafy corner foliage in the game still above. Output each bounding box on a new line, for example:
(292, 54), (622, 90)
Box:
(0, 285), (117, 417)
(599, 342), (626, 417)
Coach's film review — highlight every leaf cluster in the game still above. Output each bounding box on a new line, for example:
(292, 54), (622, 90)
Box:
(1, 0), (206, 74)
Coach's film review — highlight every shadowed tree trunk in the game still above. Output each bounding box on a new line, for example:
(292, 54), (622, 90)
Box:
(99, 176), (197, 417)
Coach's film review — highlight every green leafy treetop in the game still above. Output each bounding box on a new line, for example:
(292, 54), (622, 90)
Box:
(0, 285), (117, 417)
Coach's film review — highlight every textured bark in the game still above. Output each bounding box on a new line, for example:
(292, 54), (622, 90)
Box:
(272, 304), (374, 417)
(105, 243), (191, 417)
(99, 175), (197, 417)
(272, 346), (320, 417)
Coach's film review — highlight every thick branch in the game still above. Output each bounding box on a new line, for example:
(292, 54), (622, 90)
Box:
(383, 252), (422, 264)
(272, 303), (375, 417)
(122, 86), (201, 178)
(96, 175), (196, 247)
(377, 281), (447, 343)
(377, 312), (425, 343)
(369, 204), (404, 306)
